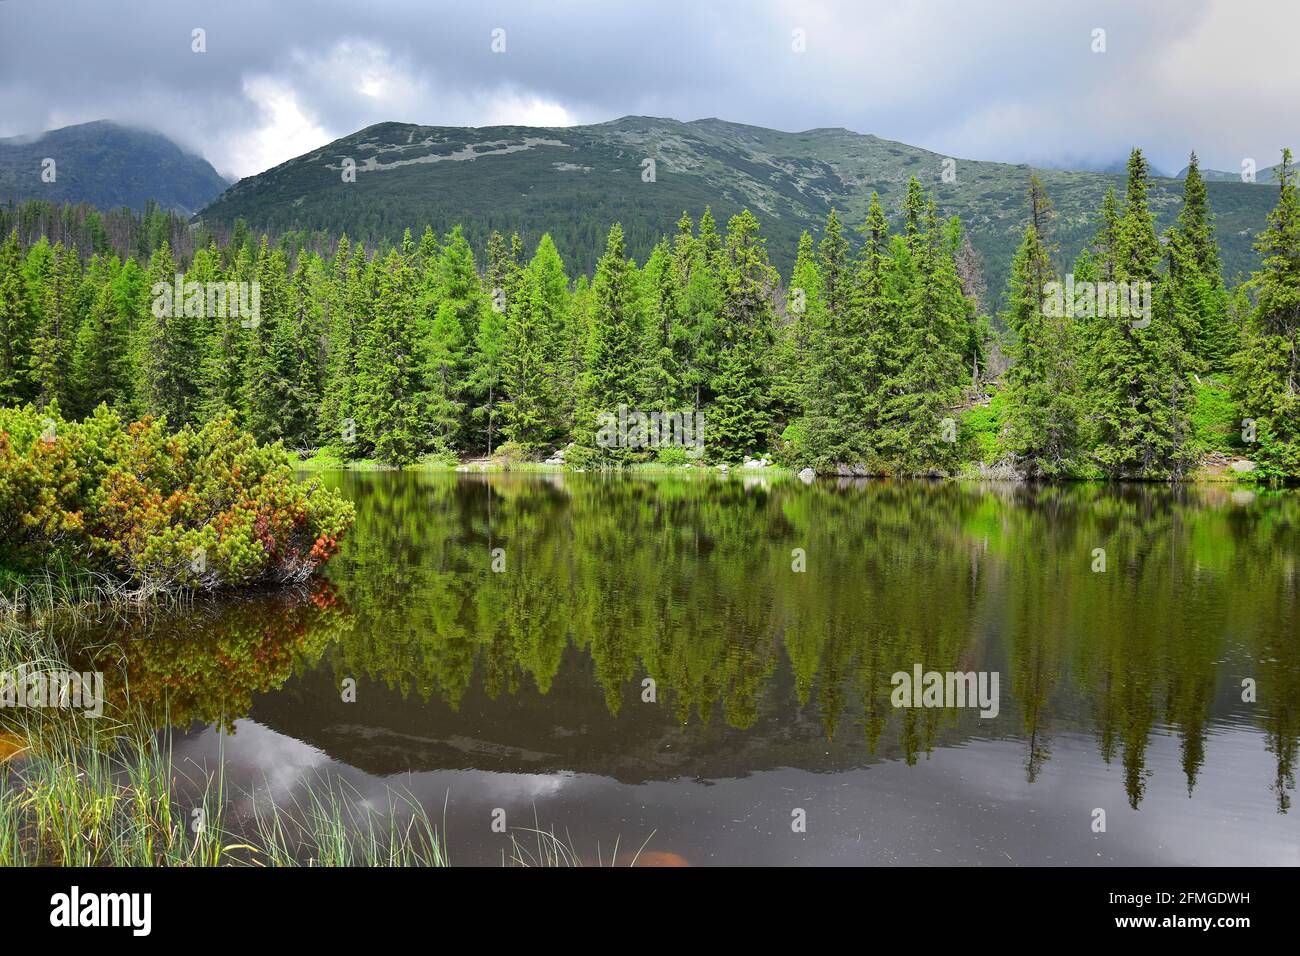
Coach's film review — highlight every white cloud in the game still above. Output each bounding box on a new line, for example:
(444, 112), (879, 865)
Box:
(478, 92), (577, 129)
(231, 75), (332, 180)
(1, 0), (1296, 180)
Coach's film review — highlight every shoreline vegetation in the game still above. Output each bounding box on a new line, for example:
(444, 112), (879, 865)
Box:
(0, 147), (1296, 485)
(0, 580), (642, 866)
(0, 405), (354, 606)
(288, 447), (1259, 483)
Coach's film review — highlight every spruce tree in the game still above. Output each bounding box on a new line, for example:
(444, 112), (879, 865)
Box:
(356, 248), (422, 466)
(773, 230), (822, 437)
(804, 211), (867, 468)
(857, 193), (899, 431)
(710, 210), (777, 461)
(435, 225), (487, 448)
(242, 241), (301, 443)
(32, 241), (81, 410)
(285, 253), (326, 447)
(199, 243), (251, 424)
(136, 240), (201, 425)
(696, 206), (722, 269)
(469, 288), (507, 456)
(1086, 148), (1197, 478)
(572, 223), (644, 464)
(22, 238), (54, 358)
(1173, 153), (1232, 368)
(501, 268), (553, 451)
(879, 198), (968, 474)
(524, 233), (571, 440)
(1001, 175), (1080, 475)
(1094, 188), (1121, 281)
(638, 239), (687, 413)
(318, 237), (363, 451)
(902, 177), (927, 253)
(0, 229), (34, 404)
(674, 211), (722, 414)
(1234, 148), (1300, 479)
(71, 258), (134, 414)
(467, 230), (521, 453)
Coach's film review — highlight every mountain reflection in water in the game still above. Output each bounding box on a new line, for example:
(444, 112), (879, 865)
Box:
(69, 473), (1299, 864)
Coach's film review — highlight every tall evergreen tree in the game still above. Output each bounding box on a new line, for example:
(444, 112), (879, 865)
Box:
(71, 257), (135, 415)
(200, 243), (252, 424)
(710, 210), (777, 461)
(857, 193), (900, 427)
(902, 177), (927, 254)
(524, 233), (571, 440)
(1002, 175), (1080, 475)
(31, 242), (81, 410)
(1172, 152), (1233, 368)
(804, 211), (866, 468)
(1234, 148), (1300, 479)
(696, 206), (722, 269)
(638, 239), (687, 413)
(470, 291), (507, 456)
(500, 268), (553, 450)
(419, 226), (479, 454)
(283, 253), (326, 447)
(242, 241), (301, 443)
(356, 248), (422, 465)
(572, 223), (644, 463)
(0, 229), (34, 404)
(136, 240), (201, 425)
(467, 230), (521, 453)
(773, 230), (822, 431)
(1085, 148), (1197, 478)
(880, 199), (969, 474)
(673, 211), (722, 414)
(318, 236), (362, 450)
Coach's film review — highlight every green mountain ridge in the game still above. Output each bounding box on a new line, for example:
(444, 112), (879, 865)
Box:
(196, 115), (1282, 288)
(0, 120), (229, 217)
(1175, 163), (1282, 183)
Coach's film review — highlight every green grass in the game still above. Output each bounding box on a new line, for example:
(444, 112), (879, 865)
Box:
(0, 720), (451, 866)
(0, 613), (646, 867)
(504, 822), (655, 868)
(958, 389), (1007, 466)
(1191, 377), (1242, 455)
(291, 450), (791, 477)
(0, 607), (451, 866)
(290, 451), (395, 471)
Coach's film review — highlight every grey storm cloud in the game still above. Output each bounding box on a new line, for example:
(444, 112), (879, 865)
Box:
(1, 0), (1296, 180)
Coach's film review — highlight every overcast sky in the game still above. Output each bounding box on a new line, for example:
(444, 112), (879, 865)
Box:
(1, 0), (1296, 181)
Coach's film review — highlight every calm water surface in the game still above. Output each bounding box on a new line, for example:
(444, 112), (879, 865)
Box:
(83, 473), (1300, 864)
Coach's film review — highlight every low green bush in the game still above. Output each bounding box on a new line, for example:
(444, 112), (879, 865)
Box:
(0, 403), (354, 591)
(959, 390), (1006, 465)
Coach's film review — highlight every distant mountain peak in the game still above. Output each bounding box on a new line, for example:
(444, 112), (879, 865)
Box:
(1175, 163), (1276, 184)
(0, 119), (229, 216)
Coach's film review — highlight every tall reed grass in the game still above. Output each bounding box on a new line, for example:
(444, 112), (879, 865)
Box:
(0, 713), (450, 866)
(0, 577), (642, 867)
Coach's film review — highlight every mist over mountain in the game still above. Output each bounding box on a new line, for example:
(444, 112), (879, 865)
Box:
(1175, 162), (1282, 184)
(0, 120), (229, 216)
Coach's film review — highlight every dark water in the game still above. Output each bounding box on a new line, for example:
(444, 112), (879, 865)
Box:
(85, 473), (1300, 864)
